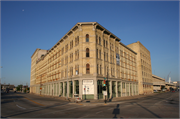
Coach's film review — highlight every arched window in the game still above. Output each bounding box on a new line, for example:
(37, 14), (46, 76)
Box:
(86, 34), (89, 42)
(86, 48), (89, 57)
(86, 64), (90, 74)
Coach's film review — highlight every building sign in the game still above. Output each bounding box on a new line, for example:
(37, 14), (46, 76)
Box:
(83, 80), (94, 94)
(83, 80), (93, 85)
(116, 53), (120, 65)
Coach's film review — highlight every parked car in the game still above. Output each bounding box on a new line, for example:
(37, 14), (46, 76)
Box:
(74, 94), (81, 103)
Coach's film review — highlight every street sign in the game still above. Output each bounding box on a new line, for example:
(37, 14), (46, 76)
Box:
(103, 91), (107, 95)
(104, 77), (106, 80)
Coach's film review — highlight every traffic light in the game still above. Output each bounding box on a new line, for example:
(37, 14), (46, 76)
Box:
(106, 80), (108, 86)
(103, 80), (106, 86)
(102, 86), (106, 91)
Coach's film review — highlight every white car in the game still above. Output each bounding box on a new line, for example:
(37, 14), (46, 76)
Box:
(74, 94), (81, 103)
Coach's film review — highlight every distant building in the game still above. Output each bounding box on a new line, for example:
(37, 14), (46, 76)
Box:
(152, 74), (165, 91)
(127, 41), (153, 94)
(1, 84), (15, 90)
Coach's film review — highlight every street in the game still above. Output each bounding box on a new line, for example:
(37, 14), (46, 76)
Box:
(1, 91), (179, 118)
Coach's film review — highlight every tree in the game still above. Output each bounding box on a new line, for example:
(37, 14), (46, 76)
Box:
(16, 85), (23, 91)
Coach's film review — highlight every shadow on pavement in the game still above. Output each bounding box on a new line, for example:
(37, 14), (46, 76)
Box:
(112, 104), (120, 118)
(136, 103), (161, 118)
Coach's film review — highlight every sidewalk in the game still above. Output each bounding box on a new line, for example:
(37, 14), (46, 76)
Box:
(69, 92), (160, 105)
(24, 92), (166, 106)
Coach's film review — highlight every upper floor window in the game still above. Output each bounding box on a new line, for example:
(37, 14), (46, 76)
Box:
(86, 34), (89, 42)
(86, 64), (90, 74)
(96, 49), (98, 59)
(62, 47), (64, 55)
(103, 40), (105, 47)
(99, 50), (101, 59)
(106, 41), (108, 48)
(86, 48), (89, 57)
(99, 37), (101, 45)
(75, 65), (79, 75)
(75, 36), (79, 46)
(96, 35), (98, 44)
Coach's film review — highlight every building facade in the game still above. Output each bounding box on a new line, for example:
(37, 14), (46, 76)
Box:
(30, 22), (140, 100)
(127, 41), (153, 94)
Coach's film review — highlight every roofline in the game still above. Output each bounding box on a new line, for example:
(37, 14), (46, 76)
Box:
(120, 42), (137, 54)
(152, 74), (165, 81)
(31, 48), (41, 58)
(46, 22), (122, 56)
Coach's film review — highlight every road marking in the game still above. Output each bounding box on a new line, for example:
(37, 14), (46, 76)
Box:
(80, 115), (89, 118)
(24, 97), (45, 106)
(16, 104), (26, 110)
(96, 111), (102, 114)
(32, 106), (81, 117)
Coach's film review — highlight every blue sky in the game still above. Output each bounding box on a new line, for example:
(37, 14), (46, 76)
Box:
(1, 1), (179, 86)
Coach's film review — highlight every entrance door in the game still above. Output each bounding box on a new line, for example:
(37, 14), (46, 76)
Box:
(97, 80), (103, 99)
(69, 81), (73, 97)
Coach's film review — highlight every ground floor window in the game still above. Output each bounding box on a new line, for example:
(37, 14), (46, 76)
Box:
(69, 81), (73, 97)
(74, 80), (79, 94)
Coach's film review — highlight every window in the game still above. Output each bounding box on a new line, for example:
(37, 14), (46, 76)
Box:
(106, 41), (108, 48)
(75, 36), (79, 46)
(96, 35), (98, 44)
(97, 64), (99, 74)
(86, 34), (89, 42)
(100, 65), (102, 74)
(65, 44), (68, 52)
(96, 49), (98, 59)
(70, 67), (73, 76)
(107, 53), (108, 61)
(86, 64), (90, 74)
(99, 50), (101, 59)
(99, 37), (101, 45)
(110, 55), (112, 63)
(75, 65), (79, 75)
(122, 82), (125, 89)
(86, 48), (89, 57)
(104, 40), (105, 47)
(104, 52), (106, 61)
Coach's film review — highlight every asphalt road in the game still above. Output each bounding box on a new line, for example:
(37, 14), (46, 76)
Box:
(1, 91), (179, 118)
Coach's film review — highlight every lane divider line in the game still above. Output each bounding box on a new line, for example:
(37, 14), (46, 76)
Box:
(24, 97), (45, 106)
(15, 94), (45, 106)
